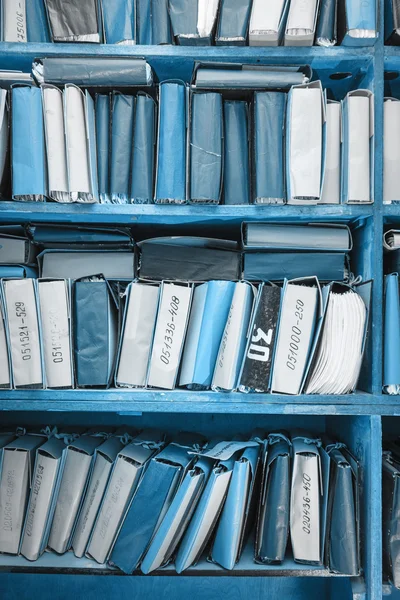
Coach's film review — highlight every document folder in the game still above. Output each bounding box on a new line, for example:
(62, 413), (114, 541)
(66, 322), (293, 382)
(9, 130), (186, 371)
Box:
(110, 93), (135, 204)
(44, 0), (101, 42)
(131, 94), (156, 204)
(223, 101), (250, 205)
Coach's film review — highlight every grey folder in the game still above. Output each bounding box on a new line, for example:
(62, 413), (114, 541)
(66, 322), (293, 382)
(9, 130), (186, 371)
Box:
(216, 0), (252, 44)
(0, 234), (37, 264)
(194, 66), (310, 89)
(39, 250), (135, 280)
(131, 94), (156, 204)
(111, 93), (135, 204)
(243, 252), (347, 282)
(223, 101), (250, 205)
(44, 0), (101, 42)
(0, 433), (47, 554)
(190, 93), (223, 204)
(242, 223), (352, 251)
(256, 434), (291, 563)
(253, 92), (286, 204)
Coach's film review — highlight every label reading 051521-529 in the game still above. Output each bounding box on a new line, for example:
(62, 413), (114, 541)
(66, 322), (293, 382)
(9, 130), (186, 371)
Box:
(15, 301), (32, 361)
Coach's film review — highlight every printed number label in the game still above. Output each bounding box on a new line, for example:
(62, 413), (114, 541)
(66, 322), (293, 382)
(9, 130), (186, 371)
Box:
(247, 327), (273, 362)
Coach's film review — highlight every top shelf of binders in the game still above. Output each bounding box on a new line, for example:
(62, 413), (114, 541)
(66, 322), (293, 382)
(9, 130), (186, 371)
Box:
(2, 0), (379, 49)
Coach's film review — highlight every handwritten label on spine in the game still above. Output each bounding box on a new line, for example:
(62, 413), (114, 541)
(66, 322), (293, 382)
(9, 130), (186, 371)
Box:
(290, 453), (320, 563)
(4, 0), (27, 42)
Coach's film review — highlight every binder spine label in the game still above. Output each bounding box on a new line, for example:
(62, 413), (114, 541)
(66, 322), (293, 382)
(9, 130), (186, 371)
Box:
(4, 0), (27, 42)
(239, 286), (281, 392)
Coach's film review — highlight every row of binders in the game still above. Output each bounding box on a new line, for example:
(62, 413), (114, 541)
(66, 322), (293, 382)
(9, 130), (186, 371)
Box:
(2, 0), (378, 47)
(383, 440), (400, 588)
(0, 427), (360, 575)
(0, 60), (375, 205)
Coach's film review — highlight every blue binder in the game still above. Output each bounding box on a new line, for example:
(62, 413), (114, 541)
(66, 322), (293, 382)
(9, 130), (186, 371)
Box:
(223, 101), (250, 205)
(190, 92), (223, 204)
(27, 0), (51, 42)
(155, 82), (187, 204)
(384, 273), (400, 393)
(12, 86), (46, 201)
(179, 281), (236, 389)
(216, 0), (252, 44)
(111, 94), (135, 204)
(339, 0), (377, 46)
(136, 0), (172, 44)
(253, 92), (286, 204)
(102, 0), (135, 44)
(109, 443), (193, 573)
(131, 94), (156, 204)
(95, 94), (111, 204)
(243, 252), (347, 282)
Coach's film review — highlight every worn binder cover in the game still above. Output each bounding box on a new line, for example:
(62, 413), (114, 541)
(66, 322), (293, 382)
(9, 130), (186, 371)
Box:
(42, 85), (69, 203)
(253, 92), (286, 204)
(0, 432), (46, 554)
(3, 278), (43, 389)
(109, 443), (194, 573)
(111, 93), (135, 204)
(223, 101), (250, 205)
(243, 252), (346, 282)
(242, 223), (352, 252)
(44, 0), (101, 42)
(27, 0), (51, 42)
(28, 225), (133, 249)
(215, 0), (252, 45)
(239, 284), (282, 393)
(39, 249), (135, 280)
(190, 92), (223, 204)
(73, 279), (119, 388)
(179, 280), (235, 389)
(249, 0), (289, 46)
(139, 240), (241, 282)
(38, 279), (73, 390)
(102, 0), (135, 44)
(256, 434), (291, 563)
(285, 0), (319, 46)
(320, 101), (341, 204)
(136, 0), (172, 44)
(193, 64), (310, 90)
(316, 0), (337, 46)
(12, 86), (46, 202)
(116, 282), (160, 388)
(338, 0), (377, 46)
(131, 94), (156, 204)
(155, 82), (187, 204)
(95, 94), (110, 204)
(87, 431), (164, 564)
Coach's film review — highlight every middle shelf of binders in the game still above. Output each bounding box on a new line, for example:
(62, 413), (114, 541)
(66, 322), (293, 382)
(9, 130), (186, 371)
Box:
(0, 53), (376, 209)
(0, 410), (381, 600)
(0, 215), (376, 399)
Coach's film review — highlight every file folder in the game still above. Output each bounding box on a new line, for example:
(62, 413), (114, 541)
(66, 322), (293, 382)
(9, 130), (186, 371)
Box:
(319, 101), (341, 204)
(384, 273), (400, 394)
(338, 0), (378, 46)
(383, 451), (400, 587)
(0, 232), (37, 264)
(249, 0), (289, 45)
(147, 283), (192, 390)
(285, 0), (319, 46)
(290, 433), (322, 563)
(116, 282), (160, 388)
(102, 0), (135, 44)
(223, 101), (250, 205)
(325, 442), (360, 575)
(28, 225), (133, 250)
(110, 443), (195, 573)
(44, 0), (101, 42)
(111, 93), (135, 204)
(169, 0), (219, 44)
(253, 92), (286, 204)
(211, 442), (261, 570)
(179, 280), (235, 389)
(131, 94), (156, 204)
(72, 434), (126, 558)
(341, 90), (374, 204)
(243, 252), (347, 282)
(12, 85), (46, 201)
(155, 82), (187, 204)
(0, 432), (47, 554)
(190, 92), (223, 204)
(95, 94), (110, 204)
(64, 85), (98, 203)
(256, 434), (291, 563)
(38, 279), (73, 390)
(316, 0), (337, 46)
(193, 64), (310, 90)
(242, 223), (352, 252)
(34, 58), (153, 87)
(286, 81), (326, 204)
(384, 98), (400, 204)
(239, 284), (282, 393)
(2, 278), (43, 389)
(87, 431), (164, 564)
(139, 238), (241, 282)
(212, 281), (254, 392)
(271, 277), (321, 395)
(73, 279), (119, 388)
(47, 432), (108, 554)
(39, 249), (136, 280)
(27, 0), (51, 42)
(136, 0), (172, 44)
(2, 0), (27, 41)
(20, 435), (69, 561)
(42, 85), (69, 203)
(141, 454), (214, 573)
(215, 0), (252, 45)
(175, 441), (255, 572)
(0, 265), (37, 279)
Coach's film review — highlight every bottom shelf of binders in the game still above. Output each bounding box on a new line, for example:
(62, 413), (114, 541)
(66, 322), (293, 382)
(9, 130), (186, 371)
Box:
(0, 411), (379, 597)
